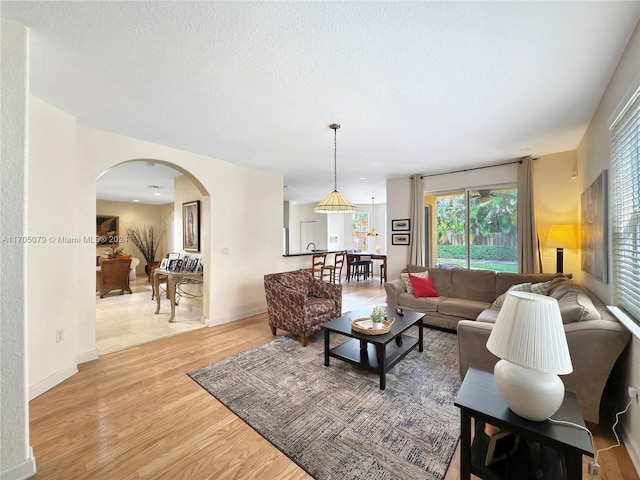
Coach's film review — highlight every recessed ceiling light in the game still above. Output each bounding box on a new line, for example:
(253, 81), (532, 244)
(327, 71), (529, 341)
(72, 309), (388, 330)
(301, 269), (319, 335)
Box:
(360, 177), (367, 180)
(154, 193), (161, 196)
(133, 199), (140, 202)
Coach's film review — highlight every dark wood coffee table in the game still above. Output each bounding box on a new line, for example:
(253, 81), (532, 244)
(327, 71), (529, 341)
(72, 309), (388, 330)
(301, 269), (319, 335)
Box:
(321, 306), (424, 389)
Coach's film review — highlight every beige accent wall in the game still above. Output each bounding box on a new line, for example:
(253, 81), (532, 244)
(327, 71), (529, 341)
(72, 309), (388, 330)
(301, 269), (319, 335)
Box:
(532, 151), (581, 278)
(96, 199), (171, 276)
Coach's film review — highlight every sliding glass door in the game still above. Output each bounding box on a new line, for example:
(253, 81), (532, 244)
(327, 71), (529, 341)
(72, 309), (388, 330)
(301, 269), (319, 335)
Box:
(425, 186), (518, 272)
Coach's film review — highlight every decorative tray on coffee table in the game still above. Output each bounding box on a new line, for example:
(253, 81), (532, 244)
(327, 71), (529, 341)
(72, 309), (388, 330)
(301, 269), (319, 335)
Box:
(349, 317), (395, 335)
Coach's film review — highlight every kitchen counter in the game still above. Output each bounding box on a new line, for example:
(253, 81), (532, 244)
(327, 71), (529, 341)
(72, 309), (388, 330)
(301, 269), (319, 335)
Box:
(283, 250), (340, 257)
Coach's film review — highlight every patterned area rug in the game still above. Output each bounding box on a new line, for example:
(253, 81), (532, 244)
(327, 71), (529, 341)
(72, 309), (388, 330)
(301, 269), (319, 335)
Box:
(188, 327), (461, 480)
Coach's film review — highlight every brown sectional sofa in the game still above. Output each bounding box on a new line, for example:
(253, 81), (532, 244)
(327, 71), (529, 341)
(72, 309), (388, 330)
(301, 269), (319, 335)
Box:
(384, 265), (631, 423)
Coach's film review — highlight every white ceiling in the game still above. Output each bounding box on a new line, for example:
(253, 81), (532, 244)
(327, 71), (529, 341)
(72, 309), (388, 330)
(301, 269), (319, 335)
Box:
(3, 1), (639, 205)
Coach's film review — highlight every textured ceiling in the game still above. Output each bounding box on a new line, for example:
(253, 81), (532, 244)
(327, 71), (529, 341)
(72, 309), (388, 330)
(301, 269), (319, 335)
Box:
(2, 1), (639, 204)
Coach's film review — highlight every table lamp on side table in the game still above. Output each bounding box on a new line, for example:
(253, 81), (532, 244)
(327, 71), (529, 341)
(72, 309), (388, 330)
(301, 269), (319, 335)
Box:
(486, 291), (573, 422)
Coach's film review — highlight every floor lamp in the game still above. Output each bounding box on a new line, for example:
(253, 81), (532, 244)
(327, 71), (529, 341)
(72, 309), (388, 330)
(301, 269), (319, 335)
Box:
(545, 225), (577, 273)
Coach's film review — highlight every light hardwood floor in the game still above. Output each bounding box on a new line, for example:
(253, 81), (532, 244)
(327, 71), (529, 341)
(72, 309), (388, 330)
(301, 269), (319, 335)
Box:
(31, 279), (638, 479)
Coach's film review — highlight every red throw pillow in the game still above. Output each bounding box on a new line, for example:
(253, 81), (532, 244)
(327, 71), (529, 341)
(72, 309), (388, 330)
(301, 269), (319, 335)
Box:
(409, 273), (439, 298)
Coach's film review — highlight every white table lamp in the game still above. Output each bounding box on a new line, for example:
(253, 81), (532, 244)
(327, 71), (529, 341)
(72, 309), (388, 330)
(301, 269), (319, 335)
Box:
(486, 291), (573, 421)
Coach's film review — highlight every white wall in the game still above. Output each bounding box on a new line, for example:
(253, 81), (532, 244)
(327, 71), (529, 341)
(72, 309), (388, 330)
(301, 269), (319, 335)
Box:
(0, 20), (36, 479)
(577, 20), (640, 473)
(27, 97), (82, 400)
(386, 177), (414, 279)
(22, 98), (288, 409)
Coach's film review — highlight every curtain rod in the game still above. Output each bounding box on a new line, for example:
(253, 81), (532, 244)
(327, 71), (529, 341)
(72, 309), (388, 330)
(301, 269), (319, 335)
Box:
(418, 157), (538, 179)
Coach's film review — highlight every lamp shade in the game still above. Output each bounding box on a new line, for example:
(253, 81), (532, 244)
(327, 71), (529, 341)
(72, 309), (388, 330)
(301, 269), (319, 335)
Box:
(487, 291), (572, 375)
(545, 224), (577, 249)
(314, 190), (357, 214)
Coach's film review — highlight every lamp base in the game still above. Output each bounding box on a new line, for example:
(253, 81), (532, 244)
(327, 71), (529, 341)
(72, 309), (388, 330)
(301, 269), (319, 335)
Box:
(494, 360), (565, 422)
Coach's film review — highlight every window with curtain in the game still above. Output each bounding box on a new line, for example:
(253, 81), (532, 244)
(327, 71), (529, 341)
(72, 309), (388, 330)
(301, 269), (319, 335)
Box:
(611, 88), (640, 325)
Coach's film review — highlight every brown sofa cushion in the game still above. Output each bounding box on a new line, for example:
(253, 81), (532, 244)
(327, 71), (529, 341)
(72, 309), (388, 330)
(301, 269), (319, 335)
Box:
(404, 265), (453, 297)
(438, 298), (491, 319)
(398, 292), (444, 312)
(449, 269), (496, 303)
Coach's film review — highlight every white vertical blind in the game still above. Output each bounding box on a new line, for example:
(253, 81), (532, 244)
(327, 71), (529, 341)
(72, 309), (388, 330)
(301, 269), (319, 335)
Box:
(610, 88), (640, 324)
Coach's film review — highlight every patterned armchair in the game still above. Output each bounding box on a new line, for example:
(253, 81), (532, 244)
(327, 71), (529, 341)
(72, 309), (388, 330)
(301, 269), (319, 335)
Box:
(264, 270), (342, 346)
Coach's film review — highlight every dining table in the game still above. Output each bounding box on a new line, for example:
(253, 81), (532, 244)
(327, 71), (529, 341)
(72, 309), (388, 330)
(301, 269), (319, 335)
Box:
(345, 252), (387, 283)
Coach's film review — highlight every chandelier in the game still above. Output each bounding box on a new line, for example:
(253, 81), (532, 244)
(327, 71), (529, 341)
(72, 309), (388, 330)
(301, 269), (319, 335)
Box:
(314, 124), (357, 214)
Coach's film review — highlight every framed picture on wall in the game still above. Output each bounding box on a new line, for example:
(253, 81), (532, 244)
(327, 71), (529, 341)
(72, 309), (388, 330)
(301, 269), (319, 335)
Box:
(183, 200), (200, 252)
(581, 170), (608, 282)
(96, 215), (119, 244)
(392, 233), (411, 245)
(392, 219), (411, 231)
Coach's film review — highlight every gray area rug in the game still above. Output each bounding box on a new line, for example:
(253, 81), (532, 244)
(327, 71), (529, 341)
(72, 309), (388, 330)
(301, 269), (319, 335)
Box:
(188, 327), (461, 480)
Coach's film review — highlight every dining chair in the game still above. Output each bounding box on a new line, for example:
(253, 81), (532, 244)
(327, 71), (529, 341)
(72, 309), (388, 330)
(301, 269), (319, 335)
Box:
(322, 251), (346, 284)
(306, 253), (327, 280)
(351, 255), (373, 281)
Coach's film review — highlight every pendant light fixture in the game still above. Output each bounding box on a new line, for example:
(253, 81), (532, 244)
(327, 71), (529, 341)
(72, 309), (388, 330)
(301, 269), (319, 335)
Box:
(314, 124), (357, 214)
(367, 197), (379, 236)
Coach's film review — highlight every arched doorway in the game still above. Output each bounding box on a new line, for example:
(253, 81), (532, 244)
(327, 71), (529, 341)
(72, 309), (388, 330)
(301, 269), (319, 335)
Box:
(95, 159), (210, 355)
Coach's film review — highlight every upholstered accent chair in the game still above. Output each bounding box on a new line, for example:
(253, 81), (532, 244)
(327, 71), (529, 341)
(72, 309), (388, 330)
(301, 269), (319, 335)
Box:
(264, 270), (342, 346)
(99, 258), (132, 298)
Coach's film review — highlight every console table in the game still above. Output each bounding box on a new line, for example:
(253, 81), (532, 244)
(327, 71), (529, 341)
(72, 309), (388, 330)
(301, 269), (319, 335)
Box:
(153, 269), (203, 322)
(455, 368), (593, 480)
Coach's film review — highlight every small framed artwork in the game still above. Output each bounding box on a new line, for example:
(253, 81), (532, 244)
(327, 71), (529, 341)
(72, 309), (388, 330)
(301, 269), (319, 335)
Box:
(160, 258), (168, 270)
(392, 219), (411, 231)
(392, 233), (411, 245)
(183, 200), (200, 252)
(96, 215), (119, 244)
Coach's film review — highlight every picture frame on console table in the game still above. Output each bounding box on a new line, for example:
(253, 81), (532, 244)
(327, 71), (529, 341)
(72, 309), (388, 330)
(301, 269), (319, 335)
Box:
(392, 219), (411, 231)
(581, 170), (608, 282)
(392, 233), (411, 245)
(183, 200), (200, 252)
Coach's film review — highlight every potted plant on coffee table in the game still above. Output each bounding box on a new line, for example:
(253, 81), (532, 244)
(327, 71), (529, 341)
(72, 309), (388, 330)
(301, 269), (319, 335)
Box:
(125, 225), (166, 281)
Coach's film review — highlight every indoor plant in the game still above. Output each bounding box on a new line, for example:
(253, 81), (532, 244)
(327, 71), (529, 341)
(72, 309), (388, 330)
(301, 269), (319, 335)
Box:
(370, 306), (386, 324)
(102, 245), (125, 260)
(125, 225), (166, 279)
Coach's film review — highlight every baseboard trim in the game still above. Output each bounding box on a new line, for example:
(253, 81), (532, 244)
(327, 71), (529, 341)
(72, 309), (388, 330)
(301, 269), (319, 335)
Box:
(0, 446), (36, 479)
(28, 365), (78, 400)
(207, 307), (266, 327)
(75, 349), (99, 364)
(621, 422), (640, 477)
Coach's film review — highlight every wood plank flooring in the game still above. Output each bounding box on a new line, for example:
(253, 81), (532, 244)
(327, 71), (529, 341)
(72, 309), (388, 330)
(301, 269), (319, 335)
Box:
(29, 279), (638, 479)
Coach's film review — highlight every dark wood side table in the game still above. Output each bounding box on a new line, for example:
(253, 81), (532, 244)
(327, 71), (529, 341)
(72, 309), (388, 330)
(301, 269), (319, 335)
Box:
(455, 368), (593, 480)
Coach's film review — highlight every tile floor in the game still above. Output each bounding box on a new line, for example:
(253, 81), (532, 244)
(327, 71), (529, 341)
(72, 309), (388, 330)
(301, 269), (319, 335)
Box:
(96, 276), (205, 355)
